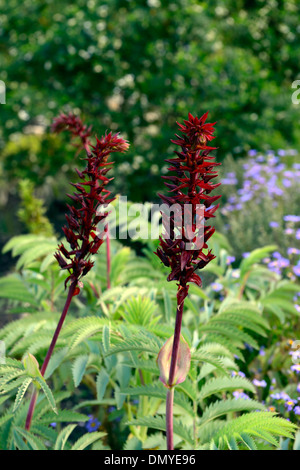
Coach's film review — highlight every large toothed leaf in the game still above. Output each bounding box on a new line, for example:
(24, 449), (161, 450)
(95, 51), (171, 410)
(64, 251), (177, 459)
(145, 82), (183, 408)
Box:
(198, 376), (256, 401)
(54, 424), (77, 450)
(13, 377), (33, 412)
(127, 416), (193, 446)
(72, 355), (89, 387)
(71, 432), (106, 450)
(239, 245), (277, 278)
(35, 377), (57, 414)
(0, 275), (38, 306)
(122, 382), (194, 417)
(198, 398), (266, 428)
(13, 427), (47, 451)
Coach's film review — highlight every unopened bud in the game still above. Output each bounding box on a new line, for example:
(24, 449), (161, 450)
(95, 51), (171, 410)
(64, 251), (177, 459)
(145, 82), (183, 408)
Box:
(157, 335), (191, 388)
(22, 353), (42, 379)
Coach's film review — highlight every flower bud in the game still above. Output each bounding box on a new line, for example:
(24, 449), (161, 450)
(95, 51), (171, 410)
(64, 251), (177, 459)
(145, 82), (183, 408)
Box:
(22, 353), (42, 379)
(157, 335), (191, 388)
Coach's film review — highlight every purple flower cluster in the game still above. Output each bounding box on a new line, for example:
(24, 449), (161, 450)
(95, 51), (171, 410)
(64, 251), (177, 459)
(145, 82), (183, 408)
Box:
(221, 151), (300, 215)
(261, 247), (300, 282)
(293, 292), (300, 314)
(232, 391), (250, 400)
(270, 388), (300, 416)
(220, 151), (300, 267)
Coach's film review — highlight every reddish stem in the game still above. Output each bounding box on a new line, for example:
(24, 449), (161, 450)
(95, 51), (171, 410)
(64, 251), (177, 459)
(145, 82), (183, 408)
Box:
(166, 296), (185, 450)
(25, 389), (38, 431)
(168, 298), (184, 387)
(166, 388), (174, 450)
(106, 224), (111, 289)
(25, 281), (77, 430)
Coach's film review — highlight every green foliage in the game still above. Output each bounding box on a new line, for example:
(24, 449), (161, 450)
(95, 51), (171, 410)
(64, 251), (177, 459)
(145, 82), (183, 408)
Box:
(0, 356), (57, 415)
(209, 413), (296, 450)
(17, 179), (55, 237)
(215, 152), (300, 258)
(0, 232), (299, 450)
(1, 0), (300, 211)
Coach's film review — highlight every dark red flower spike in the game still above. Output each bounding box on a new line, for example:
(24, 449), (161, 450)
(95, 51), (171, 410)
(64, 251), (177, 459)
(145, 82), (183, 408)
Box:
(52, 114), (129, 293)
(155, 111), (221, 304)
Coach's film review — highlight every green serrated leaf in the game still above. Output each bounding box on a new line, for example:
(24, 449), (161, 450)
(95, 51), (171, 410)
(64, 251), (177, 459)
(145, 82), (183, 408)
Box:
(35, 377), (57, 414)
(71, 432), (106, 450)
(13, 377), (33, 412)
(54, 424), (77, 450)
(96, 369), (110, 401)
(72, 355), (89, 387)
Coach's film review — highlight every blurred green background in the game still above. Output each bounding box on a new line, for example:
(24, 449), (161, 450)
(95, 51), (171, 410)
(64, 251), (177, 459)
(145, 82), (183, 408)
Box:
(0, 0), (299, 247)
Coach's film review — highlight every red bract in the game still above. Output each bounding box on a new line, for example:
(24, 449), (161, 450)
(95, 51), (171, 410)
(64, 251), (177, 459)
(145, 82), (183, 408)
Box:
(155, 112), (221, 304)
(51, 112), (93, 153)
(52, 114), (129, 292)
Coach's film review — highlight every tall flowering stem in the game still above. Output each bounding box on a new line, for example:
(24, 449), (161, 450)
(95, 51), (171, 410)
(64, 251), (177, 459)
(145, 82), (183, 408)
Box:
(25, 113), (129, 430)
(51, 113), (113, 289)
(155, 112), (221, 449)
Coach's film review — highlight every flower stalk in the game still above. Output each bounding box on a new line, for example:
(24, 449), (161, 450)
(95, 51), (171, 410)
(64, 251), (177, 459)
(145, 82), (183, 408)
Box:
(155, 112), (221, 449)
(25, 113), (128, 430)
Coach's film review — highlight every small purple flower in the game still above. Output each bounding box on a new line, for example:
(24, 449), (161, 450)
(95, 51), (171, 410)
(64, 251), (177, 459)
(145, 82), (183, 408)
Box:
(270, 186), (284, 196)
(284, 215), (300, 223)
(267, 261), (281, 275)
(267, 155), (278, 164)
(292, 265), (300, 277)
(242, 252), (250, 258)
(287, 247), (300, 256)
(282, 179), (292, 188)
(275, 163), (286, 172)
(277, 257), (289, 268)
(285, 228), (295, 235)
(291, 364), (300, 374)
(283, 170), (295, 178)
(285, 400), (297, 412)
(259, 347), (266, 356)
(233, 391), (250, 400)
(221, 177), (238, 185)
(297, 384), (300, 393)
(240, 193), (252, 203)
(86, 415), (101, 433)
(248, 149), (257, 157)
(253, 379), (267, 388)
(226, 255), (236, 265)
(270, 393), (282, 400)
(269, 221), (279, 228)
(270, 392), (291, 400)
(211, 282), (223, 292)
(294, 406), (300, 415)
(296, 229), (300, 240)
(231, 371), (246, 378)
